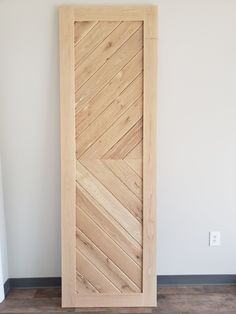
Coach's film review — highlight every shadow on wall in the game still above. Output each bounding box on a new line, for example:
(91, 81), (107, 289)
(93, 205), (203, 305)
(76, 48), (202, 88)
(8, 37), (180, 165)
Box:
(0, 159), (8, 302)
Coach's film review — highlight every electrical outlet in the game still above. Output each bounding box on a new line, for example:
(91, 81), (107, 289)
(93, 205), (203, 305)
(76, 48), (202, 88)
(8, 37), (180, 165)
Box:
(209, 231), (221, 246)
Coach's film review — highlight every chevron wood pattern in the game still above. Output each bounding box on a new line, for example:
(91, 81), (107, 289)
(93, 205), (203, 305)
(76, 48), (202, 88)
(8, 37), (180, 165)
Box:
(75, 20), (144, 295)
(60, 6), (157, 307)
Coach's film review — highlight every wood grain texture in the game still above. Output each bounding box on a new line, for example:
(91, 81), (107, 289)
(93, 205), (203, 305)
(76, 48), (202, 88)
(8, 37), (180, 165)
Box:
(59, 6), (76, 307)
(74, 21), (97, 45)
(75, 52), (143, 134)
(80, 160), (142, 221)
(76, 162), (142, 243)
(76, 184), (142, 266)
(76, 272), (99, 294)
(142, 30), (157, 305)
(2, 286), (236, 313)
(75, 21), (119, 66)
(79, 97), (143, 160)
(76, 205), (142, 288)
(76, 75), (143, 158)
(75, 26), (143, 107)
(77, 229), (140, 293)
(60, 5), (157, 307)
(102, 119), (143, 160)
(76, 250), (120, 293)
(75, 17), (144, 300)
(75, 21), (142, 90)
(103, 160), (142, 200)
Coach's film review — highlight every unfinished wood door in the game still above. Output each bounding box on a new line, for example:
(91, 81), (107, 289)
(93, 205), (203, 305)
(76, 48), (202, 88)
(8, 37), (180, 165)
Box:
(60, 6), (157, 308)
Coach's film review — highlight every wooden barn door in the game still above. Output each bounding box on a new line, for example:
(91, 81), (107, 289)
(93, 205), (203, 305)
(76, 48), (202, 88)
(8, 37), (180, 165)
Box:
(59, 6), (157, 308)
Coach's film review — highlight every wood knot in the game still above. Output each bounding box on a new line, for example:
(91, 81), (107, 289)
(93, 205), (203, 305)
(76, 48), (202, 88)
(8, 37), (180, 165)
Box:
(107, 41), (112, 48)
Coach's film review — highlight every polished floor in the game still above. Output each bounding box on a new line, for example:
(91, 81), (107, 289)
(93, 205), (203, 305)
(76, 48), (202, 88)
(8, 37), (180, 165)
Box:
(0, 285), (236, 313)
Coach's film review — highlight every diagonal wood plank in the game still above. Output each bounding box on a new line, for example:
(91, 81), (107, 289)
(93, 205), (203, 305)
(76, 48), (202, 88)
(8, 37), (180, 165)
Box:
(103, 160), (142, 200)
(76, 209), (142, 288)
(73, 17), (146, 300)
(124, 159), (142, 178)
(74, 21), (98, 46)
(75, 27), (143, 106)
(76, 184), (142, 265)
(75, 21), (120, 66)
(76, 161), (142, 244)
(76, 272), (99, 294)
(102, 119), (143, 160)
(76, 250), (120, 293)
(81, 160), (142, 222)
(76, 74), (142, 158)
(125, 140), (143, 159)
(75, 21), (142, 89)
(80, 97), (142, 159)
(75, 52), (143, 135)
(76, 229), (140, 293)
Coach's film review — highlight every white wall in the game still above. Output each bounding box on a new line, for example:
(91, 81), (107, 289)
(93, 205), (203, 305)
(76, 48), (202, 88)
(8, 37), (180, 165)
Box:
(0, 0), (236, 278)
(0, 160), (8, 301)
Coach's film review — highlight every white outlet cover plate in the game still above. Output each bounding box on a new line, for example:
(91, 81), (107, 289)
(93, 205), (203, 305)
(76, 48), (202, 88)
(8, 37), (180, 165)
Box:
(209, 231), (221, 246)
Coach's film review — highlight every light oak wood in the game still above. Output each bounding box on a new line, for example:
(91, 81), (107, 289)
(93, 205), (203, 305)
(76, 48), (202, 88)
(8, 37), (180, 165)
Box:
(80, 97), (143, 159)
(76, 271), (99, 294)
(80, 160), (142, 221)
(76, 162), (142, 243)
(72, 6), (158, 38)
(60, 5), (157, 308)
(102, 119), (143, 160)
(59, 6), (76, 307)
(125, 159), (143, 178)
(75, 21), (119, 66)
(75, 26), (143, 107)
(142, 32), (157, 306)
(75, 53), (143, 137)
(76, 229), (140, 293)
(76, 184), (142, 266)
(75, 21), (141, 90)
(76, 208), (142, 288)
(76, 250), (120, 293)
(103, 160), (142, 200)
(74, 21), (97, 45)
(76, 75), (143, 157)
(126, 141), (143, 160)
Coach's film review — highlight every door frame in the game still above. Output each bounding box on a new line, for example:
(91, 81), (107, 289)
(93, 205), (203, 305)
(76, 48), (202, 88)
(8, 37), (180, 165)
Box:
(59, 5), (157, 307)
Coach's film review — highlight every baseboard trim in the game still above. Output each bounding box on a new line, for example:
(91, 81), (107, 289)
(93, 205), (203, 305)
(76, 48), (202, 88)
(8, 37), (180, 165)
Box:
(4, 277), (61, 295)
(4, 275), (236, 295)
(158, 275), (236, 285)
(3, 279), (10, 297)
